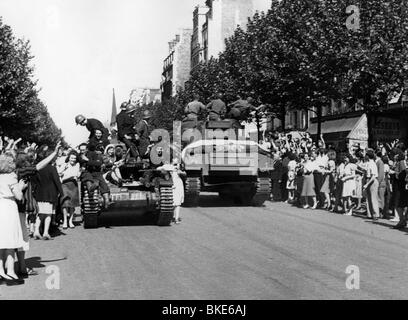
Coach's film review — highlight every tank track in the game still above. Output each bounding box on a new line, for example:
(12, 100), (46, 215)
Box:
(156, 186), (174, 226)
(251, 177), (271, 206)
(184, 177), (201, 207)
(82, 189), (101, 229)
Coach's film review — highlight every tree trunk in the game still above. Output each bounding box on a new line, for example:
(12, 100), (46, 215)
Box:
(367, 110), (374, 149)
(316, 104), (322, 144)
(280, 105), (286, 131)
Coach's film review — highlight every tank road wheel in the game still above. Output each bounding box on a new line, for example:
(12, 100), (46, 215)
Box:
(184, 177), (201, 207)
(251, 177), (272, 206)
(157, 186), (174, 226)
(83, 190), (100, 229)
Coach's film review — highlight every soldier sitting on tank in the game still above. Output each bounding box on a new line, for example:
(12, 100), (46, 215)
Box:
(80, 142), (111, 209)
(75, 114), (110, 142)
(134, 110), (152, 159)
(206, 93), (227, 121)
(182, 94), (207, 132)
(116, 102), (141, 161)
(227, 95), (245, 128)
(230, 96), (257, 118)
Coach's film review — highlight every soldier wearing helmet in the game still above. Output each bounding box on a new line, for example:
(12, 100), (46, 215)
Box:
(135, 110), (152, 158)
(182, 93), (206, 132)
(206, 93), (227, 121)
(228, 96), (258, 126)
(184, 94), (206, 121)
(116, 102), (140, 159)
(75, 115), (109, 141)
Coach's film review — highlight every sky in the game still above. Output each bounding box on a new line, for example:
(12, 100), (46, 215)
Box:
(0, 0), (205, 145)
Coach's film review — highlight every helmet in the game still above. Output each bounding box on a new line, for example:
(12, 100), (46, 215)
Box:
(142, 110), (152, 119)
(75, 115), (86, 125)
(120, 102), (129, 110)
(126, 104), (137, 113)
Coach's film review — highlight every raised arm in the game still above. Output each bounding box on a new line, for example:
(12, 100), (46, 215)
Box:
(5, 138), (14, 150)
(319, 133), (326, 149)
(36, 141), (61, 171)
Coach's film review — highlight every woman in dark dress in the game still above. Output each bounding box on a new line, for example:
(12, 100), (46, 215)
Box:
(32, 149), (63, 240)
(59, 152), (81, 229)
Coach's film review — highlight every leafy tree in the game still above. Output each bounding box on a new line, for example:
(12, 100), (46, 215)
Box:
(178, 0), (408, 145)
(340, 0), (408, 145)
(0, 18), (62, 146)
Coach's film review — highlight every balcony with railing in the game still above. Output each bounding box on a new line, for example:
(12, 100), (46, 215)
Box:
(163, 51), (174, 72)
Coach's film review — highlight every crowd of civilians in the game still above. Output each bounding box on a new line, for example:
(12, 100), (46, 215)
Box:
(1, 126), (408, 286)
(0, 134), (129, 286)
(263, 131), (408, 228)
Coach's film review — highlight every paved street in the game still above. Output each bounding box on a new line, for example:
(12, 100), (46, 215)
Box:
(2, 193), (408, 300)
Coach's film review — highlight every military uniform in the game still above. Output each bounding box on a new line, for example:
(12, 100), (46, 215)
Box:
(85, 118), (109, 140)
(116, 110), (139, 158)
(185, 100), (206, 120)
(206, 99), (226, 121)
(135, 119), (150, 158)
(182, 100), (206, 132)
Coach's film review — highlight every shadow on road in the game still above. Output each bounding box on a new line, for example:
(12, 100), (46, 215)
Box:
(97, 209), (158, 228)
(184, 193), (268, 209)
(25, 256), (68, 270)
(367, 220), (408, 234)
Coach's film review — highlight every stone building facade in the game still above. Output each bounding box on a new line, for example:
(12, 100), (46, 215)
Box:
(191, 6), (209, 70)
(191, 0), (271, 68)
(161, 28), (193, 100)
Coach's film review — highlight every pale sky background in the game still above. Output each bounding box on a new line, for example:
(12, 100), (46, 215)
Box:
(0, 0), (205, 145)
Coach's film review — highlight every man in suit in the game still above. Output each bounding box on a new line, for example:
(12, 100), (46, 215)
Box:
(75, 115), (109, 141)
(116, 103), (140, 159)
(135, 110), (152, 158)
(376, 150), (386, 217)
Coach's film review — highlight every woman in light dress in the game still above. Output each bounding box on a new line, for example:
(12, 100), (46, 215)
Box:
(286, 153), (297, 203)
(354, 152), (366, 211)
(300, 153), (318, 209)
(341, 154), (357, 216)
(157, 159), (186, 224)
(0, 154), (26, 285)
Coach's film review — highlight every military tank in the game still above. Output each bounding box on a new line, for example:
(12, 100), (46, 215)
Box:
(81, 145), (175, 229)
(181, 119), (273, 206)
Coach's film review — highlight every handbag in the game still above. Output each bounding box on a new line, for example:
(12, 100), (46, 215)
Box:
(25, 180), (38, 213)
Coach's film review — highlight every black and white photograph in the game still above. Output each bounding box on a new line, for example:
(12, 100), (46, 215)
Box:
(0, 0), (408, 303)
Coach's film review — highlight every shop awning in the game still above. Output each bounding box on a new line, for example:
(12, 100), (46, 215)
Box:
(308, 114), (368, 140)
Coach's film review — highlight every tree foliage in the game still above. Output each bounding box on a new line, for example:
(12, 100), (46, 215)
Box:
(135, 99), (184, 134)
(0, 18), (62, 146)
(178, 0), (408, 133)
